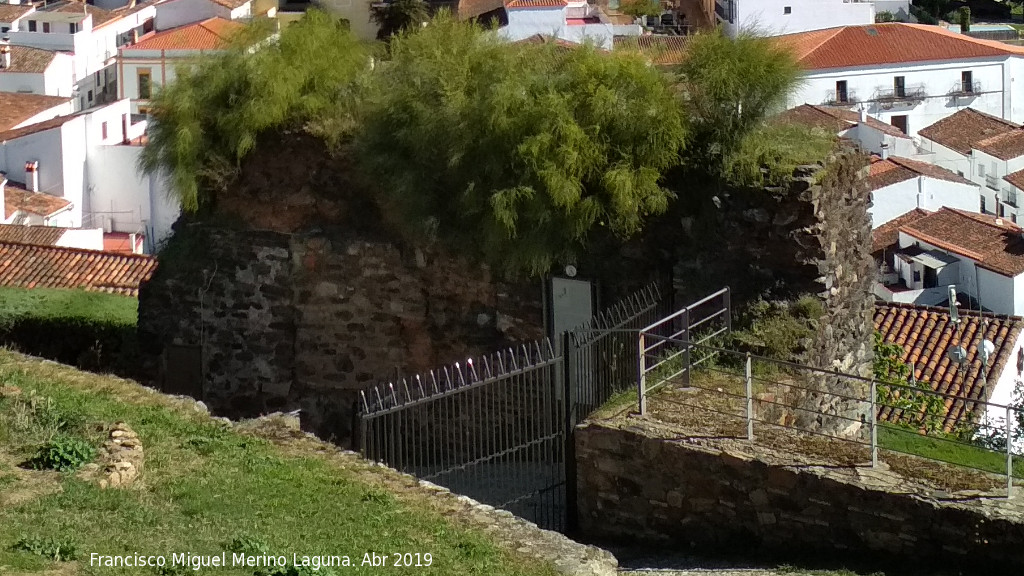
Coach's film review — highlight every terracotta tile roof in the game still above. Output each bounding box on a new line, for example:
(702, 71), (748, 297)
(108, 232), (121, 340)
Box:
(776, 23), (1024, 71)
(872, 208), (931, 255)
(0, 46), (58, 75)
(868, 155), (974, 193)
(874, 302), (1024, 431)
(1005, 168), (1024, 192)
(0, 224), (67, 246)
(974, 129), (1024, 161)
(0, 242), (156, 296)
(505, 0), (567, 7)
(127, 17), (243, 51)
(613, 35), (689, 66)
(0, 113), (80, 143)
(900, 208), (1024, 277)
(44, 1), (119, 27)
(2, 182), (73, 220)
(0, 3), (33, 22)
(775, 104), (910, 140)
(457, 0), (506, 18)
(917, 108), (1019, 155)
(0, 92), (72, 132)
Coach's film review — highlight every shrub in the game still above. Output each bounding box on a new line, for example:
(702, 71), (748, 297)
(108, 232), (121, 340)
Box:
(11, 535), (78, 561)
(31, 434), (96, 472)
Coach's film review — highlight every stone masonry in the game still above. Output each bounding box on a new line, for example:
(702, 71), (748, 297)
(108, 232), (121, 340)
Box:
(577, 419), (1024, 574)
(137, 225), (543, 444)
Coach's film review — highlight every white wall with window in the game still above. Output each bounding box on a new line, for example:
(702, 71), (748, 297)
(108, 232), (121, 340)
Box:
(787, 59), (1015, 138)
(971, 149), (1024, 223)
(716, 0), (874, 37)
(155, 0), (253, 31)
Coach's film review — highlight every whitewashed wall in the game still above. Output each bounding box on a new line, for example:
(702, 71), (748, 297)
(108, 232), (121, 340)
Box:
(318, 0), (377, 41)
(156, 0), (236, 30)
(56, 227), (105, 250)
(788, 59), (1015, 137)
(724, 0), (873, 37)
(871, 178), (920, 227)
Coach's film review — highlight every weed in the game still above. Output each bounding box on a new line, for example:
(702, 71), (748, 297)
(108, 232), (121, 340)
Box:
(11, 535), (78, 561)
(30, 434), (96, 472)
(227, 534), (272, 556)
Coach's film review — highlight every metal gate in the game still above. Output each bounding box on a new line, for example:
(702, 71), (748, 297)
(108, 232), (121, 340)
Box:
(358, 284), (721, 532)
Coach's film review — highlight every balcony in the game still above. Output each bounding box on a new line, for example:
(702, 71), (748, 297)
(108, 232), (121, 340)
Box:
(948, 80), (982, 98)
(822, 90), (859, 106)
(987, 174), (1000, 190)
(872, 85), (927, 106)
(1004, 189), (1019, 208)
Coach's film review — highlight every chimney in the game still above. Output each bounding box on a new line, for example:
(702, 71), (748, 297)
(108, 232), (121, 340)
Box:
(859, 107), (867, 123)
(996, 218), (1004, 226)
(24, 161), (39, 193)
(881, 142), (890, 160)
(0, 37), (10, 70)
(0, 172), (7, 221)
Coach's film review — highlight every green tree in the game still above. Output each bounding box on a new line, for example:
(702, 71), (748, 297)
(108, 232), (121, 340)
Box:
(370, 0), (429, 41)
(958, 6), (971, 32)
(139, 10), (368, 212)
(620, 0), (662, 19)
(873, 332), (946, 434)
(356, 13), (686, 277)
(670, 28), (808, 187)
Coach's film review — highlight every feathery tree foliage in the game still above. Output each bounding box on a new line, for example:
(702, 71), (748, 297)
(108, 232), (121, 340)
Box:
(671, 28), (811, 187)
(370, 0), (430, 41)
(139, 10), (368, 212)
(356, 14), (686, 277)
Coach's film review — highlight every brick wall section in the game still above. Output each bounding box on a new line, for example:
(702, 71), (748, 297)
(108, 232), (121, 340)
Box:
(138, 226), (543, 443)
(576, 420), (1024, 573)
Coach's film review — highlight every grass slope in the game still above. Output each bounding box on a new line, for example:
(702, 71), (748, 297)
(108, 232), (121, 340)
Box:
(0, 350), (558, 576)
(0, 287), (137, 324)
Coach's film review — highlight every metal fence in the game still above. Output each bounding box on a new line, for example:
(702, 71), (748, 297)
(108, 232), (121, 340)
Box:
(358, 282), (670, 532)
(637, 337), (1024, 498)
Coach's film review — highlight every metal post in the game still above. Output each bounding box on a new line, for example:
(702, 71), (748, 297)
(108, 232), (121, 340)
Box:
(563, 331), (579, 532)
(681, 308), (691, 387)
(870, 379), (878, 469)
(638, 332), (647, 416)
(1007, 404), (1014, 499)
(745, 353), (753, 441)
(723, 287), (732, 335)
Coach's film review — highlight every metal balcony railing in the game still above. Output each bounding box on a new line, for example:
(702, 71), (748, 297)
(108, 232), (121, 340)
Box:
(987, 175), (1000, 191)
(949, 80), (982, 97)
(873, 85), (927, 103)
(822, 90), (858, 106)
(1005, 190), (1019, 208)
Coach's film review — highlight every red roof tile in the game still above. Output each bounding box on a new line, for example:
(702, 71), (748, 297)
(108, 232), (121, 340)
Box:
(0, 3), (33, 23)
(917, 108), (1019, 155)
(0, 92), (72, 132)
(873, 208), (931, 255)
(777, 23), (1024, 71)
(613, 35), (689, 66)
(974, 129), (1024, 161)
(0, 46), (59, 75)
(2, 182), (72, 220)
(0, 111), (80, 142)
(900, 208), (1024, 277)
(874, 302), (1024, 431)
(0, 224), (67, 246)
(0, 242), (156, 296)
(127, 17), (243, 51)
(775, 104), (910, 140)
(1005, 168), (1024, 192)
(868, 155), (974, 193)
(506, 0), (567, 7)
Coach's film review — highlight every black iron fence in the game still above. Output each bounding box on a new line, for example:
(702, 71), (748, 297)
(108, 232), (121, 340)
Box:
(359, 282), (709, 532)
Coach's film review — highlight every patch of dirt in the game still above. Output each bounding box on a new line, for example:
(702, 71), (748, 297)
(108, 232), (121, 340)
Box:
(0, 449), (62, 508)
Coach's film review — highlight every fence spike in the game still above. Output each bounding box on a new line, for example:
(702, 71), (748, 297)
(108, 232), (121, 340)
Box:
(455, 362), (467, 386)
(402, 379), (412, 402)
(443, 366), (454, 391)
(429, 370), (440, 394)
(359, 390), (369, 413)
(415, 375), (425, 399)
(468, 358), (479, 382)
(509, 348), (520, 371)
(388, 383), (398, 408)
(374, 387), (383, 410)
(481, 356), (492, 379)
(533, 340), (543, 362)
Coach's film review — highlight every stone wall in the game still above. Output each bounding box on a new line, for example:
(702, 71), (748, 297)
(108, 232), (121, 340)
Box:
(576, 420), (1024, 574)
(138, 225), (543, 444)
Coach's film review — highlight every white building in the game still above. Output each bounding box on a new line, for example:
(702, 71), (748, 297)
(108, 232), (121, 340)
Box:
(867, 154), (980, 227)
(0, 98), (179, 251)
(497, 0), (641, 50)
(117, 17), (244, 114)
(875, 207), (1024, 317)
(0, 42), (76, 97)
(713, 0), (908, 37)
(776, 103), (920, 157)
(0, 222), (109, 251)
(2, 0), (158, 110)
(154, 0), (256, 30)
(917, 108), (1024, 224)
(780, 23), (1024, 139)
(0, 91), (74, 131)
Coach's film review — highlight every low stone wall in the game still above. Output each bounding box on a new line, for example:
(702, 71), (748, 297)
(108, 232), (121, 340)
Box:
(576, 419), (1024, 574)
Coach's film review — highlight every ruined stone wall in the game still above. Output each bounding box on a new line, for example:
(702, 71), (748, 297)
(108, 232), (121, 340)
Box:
(138, 225), (543, 443)
(577, 420), (1024, 574)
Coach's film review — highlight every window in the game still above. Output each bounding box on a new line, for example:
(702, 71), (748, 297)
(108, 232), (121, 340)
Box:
(962, 70), (973, 93)
(42, 22), (50, 33)
(835, 80), (848, 103)
(27, 20), (36, 32)
(890, 114), (908, 134)
(894, 76), (906, 98)
(0, 27), (8, 34)
(69, 23), (76, 34)
(784, 6), (791, 14)
(101, 121), (108, 140)
(981, 196), (987, 213)
(992, 161), (998, 176)
(87, 89), (93, 102)
(913, 270), (921, 283)
(95, 71), (100, 85)
(143, 18), (154, 34)
(137, 69), (152, 99)
(979, 163), (987, 178)
(1013, 213), (1018, 224)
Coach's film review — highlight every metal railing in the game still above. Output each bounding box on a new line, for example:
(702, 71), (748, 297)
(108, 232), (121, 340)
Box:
(873, 85), (927, 103)
(1005, 189), (1019, 208)
(987, 174), (1000, 191)
(949, 80), (982, 97)
(822, 90), (858, 106)
(637, 338), (1023, 498)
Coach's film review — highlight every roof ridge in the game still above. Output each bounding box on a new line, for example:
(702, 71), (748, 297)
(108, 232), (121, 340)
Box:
(946, 207), (1023, 232)
(877, 300), (1024, 323)
(0, 241), (155, 262)
(975, 127), (1024, 147)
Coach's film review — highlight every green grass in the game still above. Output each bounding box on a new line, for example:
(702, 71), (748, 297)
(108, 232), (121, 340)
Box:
(878, 425), (1024, 480)
(0, 351), (557, 576)
(0, 286), (137, 325)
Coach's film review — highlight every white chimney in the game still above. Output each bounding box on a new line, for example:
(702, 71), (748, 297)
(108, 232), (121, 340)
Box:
(24, 161), (39, 193)
(880, 142), (890, 160)
(0, 37), (10, 70)
(996, 218), (1004, 226)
